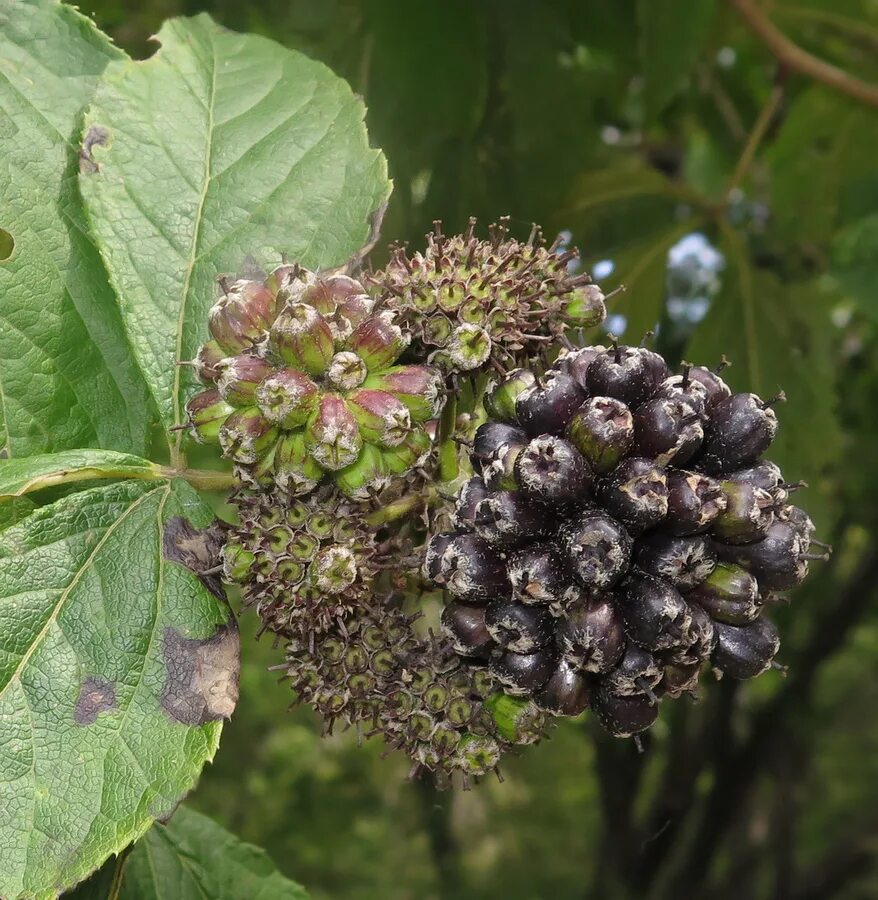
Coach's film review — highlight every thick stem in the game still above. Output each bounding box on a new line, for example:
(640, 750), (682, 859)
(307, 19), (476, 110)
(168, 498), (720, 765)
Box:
(158, 467), (237, 491)
(437, 392), (460, 483)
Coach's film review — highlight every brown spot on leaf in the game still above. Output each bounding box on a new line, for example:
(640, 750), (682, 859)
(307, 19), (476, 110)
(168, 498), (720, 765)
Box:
(162, 516), (227, 600)
(80, 125), (111, 174)
(161, 624), (240, 726)
(75, 676), (117, 725)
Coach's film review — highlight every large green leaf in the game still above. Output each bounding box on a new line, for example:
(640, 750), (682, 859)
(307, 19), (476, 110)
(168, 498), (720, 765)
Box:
(0, 0), (152, 458)
(0, 479), (239, 899)
(0, 449), (159, 499)
(639, 0), (717, 122)
(832, 212), (878, 322)
(688, 225), (841, 529)
(80, 14), (391, 456)
(767, 88), (878, 245)
(69, 807), (309, 899)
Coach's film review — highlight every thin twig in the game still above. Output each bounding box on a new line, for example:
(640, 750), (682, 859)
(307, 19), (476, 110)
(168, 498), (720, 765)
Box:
(729, 0), (878, 109)
(725, 77), (785, 198)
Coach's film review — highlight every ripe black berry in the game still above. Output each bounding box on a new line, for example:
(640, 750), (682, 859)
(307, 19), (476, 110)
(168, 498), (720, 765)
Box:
(441, 603), (494, 657)
(558, 595), (626, 673)
(633, 533), (716, 590)
(598, 457), (668, 533)
(663, 469), (727, 535)
(491, 648), (557, 696)
(560, 513), (632, 591)
(473, 491), (551, 548)
(516, 371), (587, 436)
(633, 397), (704, 466)
(585, 342), (653, 407)
(508, 543), (572, 607)
(433, 533), (509, 602)
(700, 392), (781, 474)
(485, 600), (554, 653)
(712, 616), (780, 679)
(593, 685), (659, 737)
(536, 658), (592, 716)
(617, 572), (693, 652)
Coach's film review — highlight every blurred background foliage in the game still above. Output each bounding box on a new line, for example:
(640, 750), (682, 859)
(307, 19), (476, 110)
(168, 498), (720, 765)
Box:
(79, 0), (878, 897)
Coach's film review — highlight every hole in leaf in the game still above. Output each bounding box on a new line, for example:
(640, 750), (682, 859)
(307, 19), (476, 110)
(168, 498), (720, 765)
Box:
(0, 228), (13, 262)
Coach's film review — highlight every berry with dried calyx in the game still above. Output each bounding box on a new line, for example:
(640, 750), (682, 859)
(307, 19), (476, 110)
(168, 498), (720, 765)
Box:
(616, 572), (693, 652)
(473, 491), (551, 548)
(560, 513), (632, 592)
(508, 542), (572, 608)
(441, 603), (494, 657)
(597, 457), (668, 534)
(486, 599), (554, 652)
(558, 595), (626, 673)
(603, 644), (662, 700)
(514, 436), (593, 505)
(432, 532), (509, 603)
(633, 397), (704, 466)
(585, 341), (654, 408)
(663, 469), (727, 535)
(633, 533), (716, 590)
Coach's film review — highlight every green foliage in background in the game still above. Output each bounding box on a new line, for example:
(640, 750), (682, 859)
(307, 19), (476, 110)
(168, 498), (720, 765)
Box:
(2, 0), (878, 896)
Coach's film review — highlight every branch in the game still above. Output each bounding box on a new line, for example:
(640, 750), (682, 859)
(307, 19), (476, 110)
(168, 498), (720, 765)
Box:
(728, 0), (878, 109)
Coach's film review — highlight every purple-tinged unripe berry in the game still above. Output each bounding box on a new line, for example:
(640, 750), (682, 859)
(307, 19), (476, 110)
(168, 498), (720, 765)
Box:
(256, 368), (320, 429)
(598, 457), (669, 533)
(633, 397), (704, 466)
(185, 389), (234, 444)
(593, 685), (659, 738)
(218, 407), (279, 464)
(452, 477), (491, 529)
(584, 343), (653, 408)
(434, 533), (509, 603)
(603, 644), (662, 699)
(304, 394), (363, 471)
(350, 312), (410, 371)
(712, 481), (777, 544)
(663, 469), (727, 535)
(484, 368), (537, 422)
(515, 371), (587, 436)
(560, 512), (632, 591)
(334, 444), (391, 499)
(490, 647), (557, 696)
(192, 339), (225, 384)
(566, 396), (635, 474)
(689, 561), (762, 625)
(485, 600), (554, 653)
(441, 603), (494, 657)
(214, 354), (274, 406)
(381, 430), (432, 476)
(362, 365), (443, 422)
(535, 659), (592, 716)
(208, 279), (275, 353)
(712, 617), (780, 679)
(633, 533), (716, 590)
(514, 435), (593, 505)
(700, 392), (781, 474)
(617, 572), (693, 652)
(268, 303), (335, 376)
(508, 543), (572, 607)
(558, 595), (626, 674)
(473, 492), (551, 549)
(346, 389), (412, 448)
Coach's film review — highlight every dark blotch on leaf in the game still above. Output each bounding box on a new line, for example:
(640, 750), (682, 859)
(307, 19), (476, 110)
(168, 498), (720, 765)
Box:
(161, 624), (241, 726)
(79, 124), (111, 174)
(162, 515), (226, 600)
(74, 676), (117, 726)
(0, 227), (13, 262)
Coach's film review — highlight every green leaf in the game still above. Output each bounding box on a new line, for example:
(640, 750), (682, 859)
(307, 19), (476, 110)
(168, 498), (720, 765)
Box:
(0, 497), (35, 532)
(69, 807), (309, 899)
(0, 0), (152, 458)
(767, 88), (878, 245)
(832, 213), (878, 322)
(80, 14), (391, 455)
(0, 449), (160, 499)
(0, 479), (239, 899)
(688, 225), (841, 529)
(639, 0), (716, 122)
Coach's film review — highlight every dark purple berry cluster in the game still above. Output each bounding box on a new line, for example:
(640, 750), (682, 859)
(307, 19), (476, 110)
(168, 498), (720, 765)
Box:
(427, 342), (827, 738)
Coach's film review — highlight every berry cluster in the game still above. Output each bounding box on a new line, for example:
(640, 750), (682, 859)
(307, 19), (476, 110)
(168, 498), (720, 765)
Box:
(427, 343), (826, 738)
(184, 268), (439, 498)
(370, 218), (606, 372)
